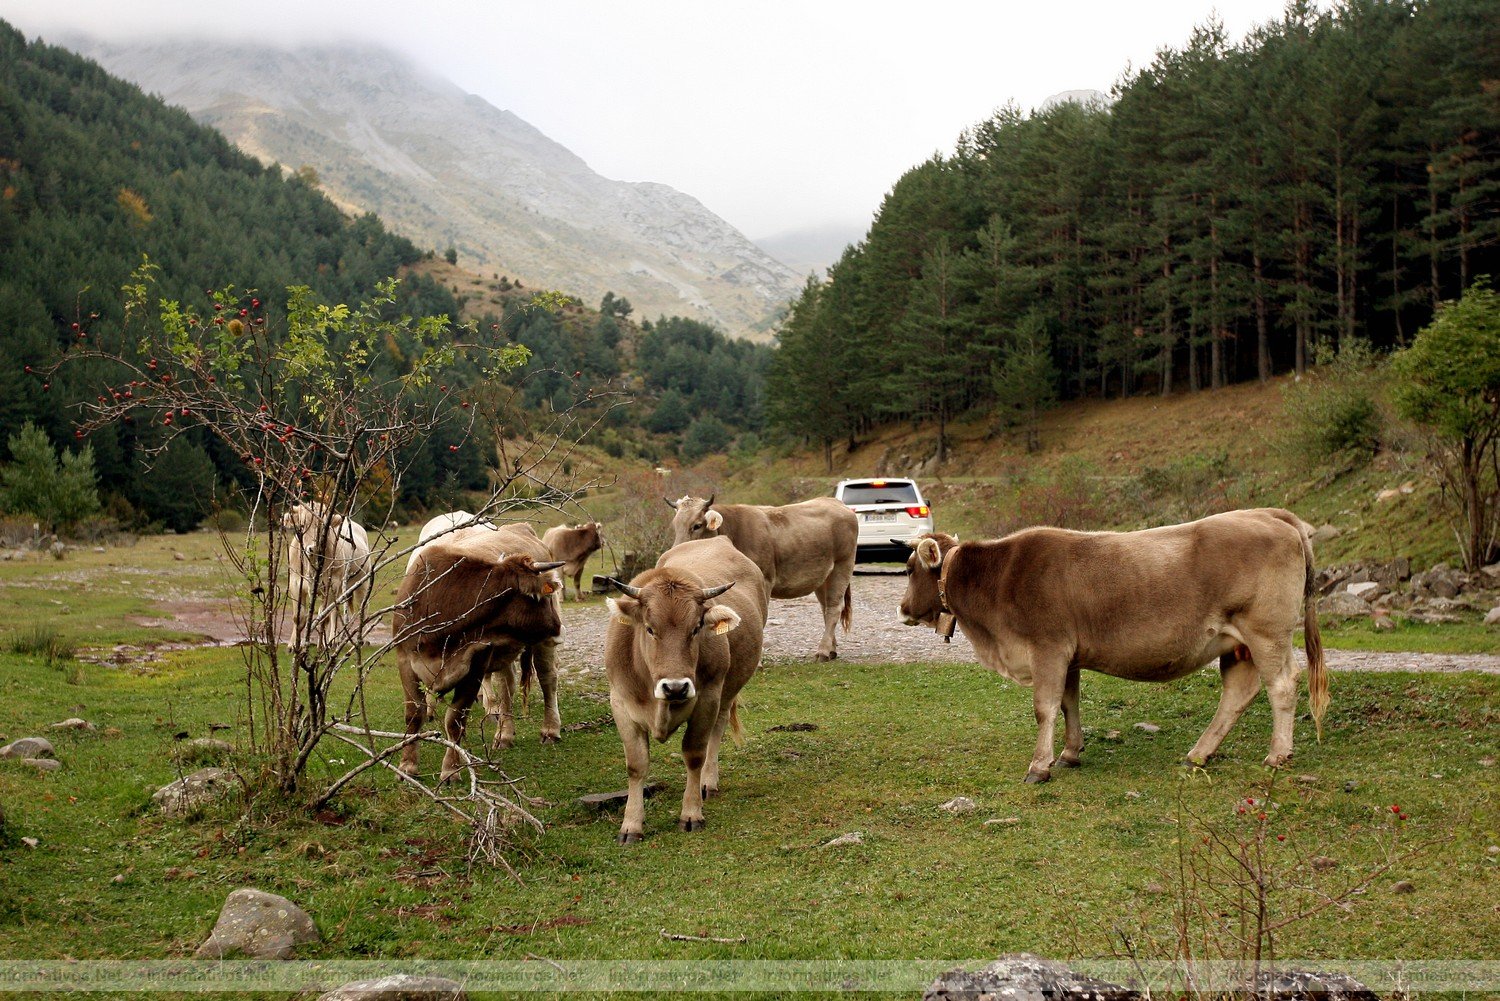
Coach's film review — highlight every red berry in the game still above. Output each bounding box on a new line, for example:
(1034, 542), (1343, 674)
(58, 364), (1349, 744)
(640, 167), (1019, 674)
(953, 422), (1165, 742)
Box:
(148, 360), (157, 370)
(440, 384), (448, 392)
(259, 404), (268, 412)
(1258, 812), (1267, 821)
(1399, 813), (1407, 821)
(213, 303), (222, 311)
(460, 402), (469, 409)
(448, 445), (459, 452)
(24, 365), (32, 373)
(42, 383), (49, 391)
(252, 457), (262, 465)
(163, 416), (172, 425)
(239, 308), (248, 317)
(1276, 834), (1286, 842)
(180, 409), (189, 417)
(74, 430), (84, 439)
(251, 298), (260, 308)
(1391, 804), (1400, 813)
(71, 322), (79, 330)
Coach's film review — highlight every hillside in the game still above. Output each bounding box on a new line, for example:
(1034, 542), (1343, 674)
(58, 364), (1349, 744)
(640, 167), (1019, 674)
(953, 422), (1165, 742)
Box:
(68, 38), (803, 340)
(662, 376), (1457, 572)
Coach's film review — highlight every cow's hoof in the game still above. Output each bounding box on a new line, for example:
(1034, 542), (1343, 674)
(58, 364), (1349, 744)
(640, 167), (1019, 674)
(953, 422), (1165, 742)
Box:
(679, 817), (705, 832)
(539, 732), (561, 745)
(492, 735), (514, 751)
(1023, 770), (1051, 784)
(397, 762), (420, 779)
(702, 785), (721, 799)
(617, 831), (643, 845)
(1183, 755), (1208, 769)
(1055, 753), (1082, 768)
(813, 652), (837, 663)
(1263, 753), (1291, 769)
(437, 768), (461, 785)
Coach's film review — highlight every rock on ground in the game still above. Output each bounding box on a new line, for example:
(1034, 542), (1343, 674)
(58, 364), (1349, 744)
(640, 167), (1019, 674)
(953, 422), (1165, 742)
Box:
(152, 767), (237, 818)
(17, 758), (60, 772)
(0, 737), (55, 759)
(318, 974), (467, 1000)
(49, 718), (96, 732)
(938, 796), (977, 815)
(195, 888), (318, 960)
(925, 953), (1142, 1001)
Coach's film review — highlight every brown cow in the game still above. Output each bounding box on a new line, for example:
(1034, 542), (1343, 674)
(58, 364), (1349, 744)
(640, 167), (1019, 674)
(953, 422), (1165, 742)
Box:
(898, 508), (1328, 783)
(667, 494), (855, 661)
(393, 525), (564, 781)
(541, 521), (603, 601)
(603, 536), (769, 843)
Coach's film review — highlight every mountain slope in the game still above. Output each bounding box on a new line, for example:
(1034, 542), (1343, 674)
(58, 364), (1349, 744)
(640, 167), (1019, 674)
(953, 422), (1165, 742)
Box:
(72, 39), (801, 340)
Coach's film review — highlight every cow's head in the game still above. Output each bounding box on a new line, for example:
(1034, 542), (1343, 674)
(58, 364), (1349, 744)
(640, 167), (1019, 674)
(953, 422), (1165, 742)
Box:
(395, 550), (565, 691)
(606, 573), (738, 707)
(898, 533), (959, 627)
(282, 501), (344, 559)
(665, 493), (719, 546)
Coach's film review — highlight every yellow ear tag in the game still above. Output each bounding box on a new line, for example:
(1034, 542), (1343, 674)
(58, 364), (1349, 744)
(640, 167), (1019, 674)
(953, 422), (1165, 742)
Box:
(612, 614), (634, 626)
(541, 582), (556, 595)
(713, 619), (732, 635)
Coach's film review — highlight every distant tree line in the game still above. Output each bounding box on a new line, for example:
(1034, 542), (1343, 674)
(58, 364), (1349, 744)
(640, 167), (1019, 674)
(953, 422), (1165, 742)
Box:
(768, 0), (1498, 465)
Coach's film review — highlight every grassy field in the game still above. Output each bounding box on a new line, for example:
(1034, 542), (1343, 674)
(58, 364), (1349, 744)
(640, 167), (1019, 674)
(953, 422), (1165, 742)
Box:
(1, 528), (1497, 999)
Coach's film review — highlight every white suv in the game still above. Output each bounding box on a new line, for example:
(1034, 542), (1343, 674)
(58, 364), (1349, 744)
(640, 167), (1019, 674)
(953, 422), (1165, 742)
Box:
(834, 478), (935, 563)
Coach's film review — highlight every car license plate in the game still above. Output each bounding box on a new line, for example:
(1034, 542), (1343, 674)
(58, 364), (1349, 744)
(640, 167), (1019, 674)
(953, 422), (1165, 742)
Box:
(862, 512), (897, 522)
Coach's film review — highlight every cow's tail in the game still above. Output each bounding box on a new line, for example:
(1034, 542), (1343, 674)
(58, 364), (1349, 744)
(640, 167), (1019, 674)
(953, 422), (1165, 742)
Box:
(840, 582), (853, 633)
(520, 649), (534, 714)
(1300, 521), (1329, 742)
(727, 698), (745, 747)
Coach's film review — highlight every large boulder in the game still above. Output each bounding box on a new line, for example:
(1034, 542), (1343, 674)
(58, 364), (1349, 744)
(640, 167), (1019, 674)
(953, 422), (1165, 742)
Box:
(925, 954), (1142, 1001)
(152, 767), (237, 818)
(318, 974), (468, 1000)
(195, 888), (318, 960)
(1318, 592), (1371, 620)
(0, 737), (55, 760)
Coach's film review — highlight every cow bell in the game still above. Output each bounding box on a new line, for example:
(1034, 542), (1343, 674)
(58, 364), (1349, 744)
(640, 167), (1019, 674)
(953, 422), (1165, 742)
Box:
(937, 612), (956, 643)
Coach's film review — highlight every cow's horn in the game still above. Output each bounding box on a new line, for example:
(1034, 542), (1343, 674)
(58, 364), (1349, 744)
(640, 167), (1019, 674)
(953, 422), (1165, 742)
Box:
(891, 538), (917, 549)
(699, 581), (735, 600)
(533, 560), (566, 572)
(664, 496), (679, 509)
(604, 577), (642, 598)
(704, 492), (715, 508)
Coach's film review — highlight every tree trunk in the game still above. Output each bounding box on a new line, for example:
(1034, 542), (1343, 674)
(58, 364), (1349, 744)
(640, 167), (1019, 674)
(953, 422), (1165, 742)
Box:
(1254, 252), (1270, 383)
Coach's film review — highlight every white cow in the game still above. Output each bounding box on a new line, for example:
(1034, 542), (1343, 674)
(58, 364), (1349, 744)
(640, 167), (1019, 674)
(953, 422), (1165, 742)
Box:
(283, 502), (373, 648)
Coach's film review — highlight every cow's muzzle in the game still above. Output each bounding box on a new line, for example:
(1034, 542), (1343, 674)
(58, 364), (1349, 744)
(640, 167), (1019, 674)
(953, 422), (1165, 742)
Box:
(654, 678), (696, 702)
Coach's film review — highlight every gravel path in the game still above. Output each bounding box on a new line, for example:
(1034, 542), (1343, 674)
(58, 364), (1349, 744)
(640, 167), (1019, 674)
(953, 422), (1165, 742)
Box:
(553, 572), (1500, 675)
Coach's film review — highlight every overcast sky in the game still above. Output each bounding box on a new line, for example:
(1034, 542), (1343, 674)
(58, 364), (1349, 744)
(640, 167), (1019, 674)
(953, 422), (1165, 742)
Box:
(6, 0), (1305, 242)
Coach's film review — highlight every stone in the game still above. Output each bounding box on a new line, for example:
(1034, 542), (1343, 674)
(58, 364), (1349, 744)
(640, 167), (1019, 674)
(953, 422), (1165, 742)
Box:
(1485, 606), (1500, 626)
(1, 737), (55, 760)
(821, 831), (864, 848)
(318, 974), (468, 1000)
(1343, 780), (1359, 792)
(1310, 524), (1341, 545)
(1371, 611), (1396, 631)
(22, 836), (39, 849)
(984, 817), (1021, 827)
(1375, 488), (1401, 503)
(577, 782), (663, 809)
(1134, 722), (1160, 734)
(49, 718), (96, 732)
(152, 767), (237, 818)
(1125, 790), (1142, 800)
(1391, 880), (1415, 894)
(1346, 581), (1384, 601)
(195, 888), (318, 960)
(19, 758), (60, 772)
(1249, 969), (1379, 1001)
(1318, 592), (1371, 620)
(1394, 556), (1412, 580)
(173, 552), (186, 562)
(925, 953), (1144, 1001)
(939, 796), (977, 815)
(1296, 774), (1319, 785)
(1311, 856), (1338, 871)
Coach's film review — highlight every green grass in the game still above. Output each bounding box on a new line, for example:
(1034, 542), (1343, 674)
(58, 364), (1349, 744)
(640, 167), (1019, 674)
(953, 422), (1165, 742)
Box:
(2, 645), (1496, 990)
(1319, 617), (1500, 654)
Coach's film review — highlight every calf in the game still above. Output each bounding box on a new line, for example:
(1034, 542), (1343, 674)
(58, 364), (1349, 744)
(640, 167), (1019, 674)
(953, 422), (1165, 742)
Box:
(541, 521), (603, 601)
(898, 508), (1327, 782)
(603, 536), (769, 843)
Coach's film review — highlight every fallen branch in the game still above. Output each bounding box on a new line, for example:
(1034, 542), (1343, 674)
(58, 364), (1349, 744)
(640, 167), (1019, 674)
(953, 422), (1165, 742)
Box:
(659, 928), (748, 944)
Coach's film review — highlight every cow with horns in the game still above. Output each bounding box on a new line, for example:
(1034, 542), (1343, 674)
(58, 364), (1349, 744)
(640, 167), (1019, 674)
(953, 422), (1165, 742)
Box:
(666, 493), (856, 661)
(897, 508), (1328, 783)
(602, 536), (769, 843)
(393, 523), (566, 781)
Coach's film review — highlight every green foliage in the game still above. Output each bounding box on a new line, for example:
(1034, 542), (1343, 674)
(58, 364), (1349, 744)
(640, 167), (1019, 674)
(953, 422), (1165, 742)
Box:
(134, 436), (217, 533)
(1390, 278), (1500, 568)
(647, 389), (691, 434)
(680, 414), (732, 461)
(443, 246), (458, 266)
(0, 421), (100, 532)
(765, 0), (1500, 447)
(1282, 339), (1386, 467)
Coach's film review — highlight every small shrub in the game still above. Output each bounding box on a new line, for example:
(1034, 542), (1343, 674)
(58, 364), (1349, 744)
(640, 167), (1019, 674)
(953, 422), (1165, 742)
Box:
(1282, 340), (1386, 468)
(994, 458), (1108, 535)
(0, 514), (38, 548)
(212, 508), (249, 534)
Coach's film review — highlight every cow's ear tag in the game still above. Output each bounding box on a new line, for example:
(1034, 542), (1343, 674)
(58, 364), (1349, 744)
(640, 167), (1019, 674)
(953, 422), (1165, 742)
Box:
(541, 581), (556, 595)
(713, 619), (732, 635)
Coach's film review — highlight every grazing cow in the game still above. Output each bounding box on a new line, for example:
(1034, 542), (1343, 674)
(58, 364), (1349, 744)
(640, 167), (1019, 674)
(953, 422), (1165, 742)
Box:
(407, 510), (496, 572)
(897, 508), (1328, 783)
(667, 494), (856, 661)
(393, 524), (564, 781)
(542, 521), (604, 601)
(603, 536), (769, 843)
(283, 502), (373, 648)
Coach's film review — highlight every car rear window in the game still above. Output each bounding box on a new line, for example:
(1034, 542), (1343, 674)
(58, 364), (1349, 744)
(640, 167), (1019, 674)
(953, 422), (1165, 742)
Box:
(840, 482), (919, 505)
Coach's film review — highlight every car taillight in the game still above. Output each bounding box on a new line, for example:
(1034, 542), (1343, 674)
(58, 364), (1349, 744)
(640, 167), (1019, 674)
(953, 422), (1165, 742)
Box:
(906, 505), (929, 518)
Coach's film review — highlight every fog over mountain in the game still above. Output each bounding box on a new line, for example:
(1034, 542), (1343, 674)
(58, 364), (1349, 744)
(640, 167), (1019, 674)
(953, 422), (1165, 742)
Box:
(70, 37), (803, 339)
